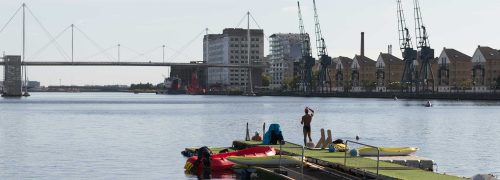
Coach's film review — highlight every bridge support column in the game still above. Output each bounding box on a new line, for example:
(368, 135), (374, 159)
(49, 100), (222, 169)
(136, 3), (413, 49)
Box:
(2, 56), (23, 97)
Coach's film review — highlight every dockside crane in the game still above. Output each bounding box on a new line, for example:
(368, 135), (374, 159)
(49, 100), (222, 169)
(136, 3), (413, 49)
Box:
(312, 0), (332, 92)
(397, 0), (418, 92)
(414, 0), (435, 92)
(297, 1), (315, 92)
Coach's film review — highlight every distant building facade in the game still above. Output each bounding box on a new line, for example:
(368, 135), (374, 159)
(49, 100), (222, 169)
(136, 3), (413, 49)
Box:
(471, 46), (500, 92)
(375, 53), (404, 92)
(351, 55), (376, 92)
(170, 62), (207, 89)
(437, 48), (472, 92)
(334, 56), (353, 92)
(268, 33), (302, 89)
(204, 28), (264, 90)
(27, 81), (41, 89)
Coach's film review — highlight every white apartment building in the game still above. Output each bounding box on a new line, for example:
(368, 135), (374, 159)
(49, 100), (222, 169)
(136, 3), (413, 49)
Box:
(204, 28), (264, 89)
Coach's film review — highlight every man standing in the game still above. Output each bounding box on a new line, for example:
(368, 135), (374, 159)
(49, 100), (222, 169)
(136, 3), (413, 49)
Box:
(301, 107), (314, 146)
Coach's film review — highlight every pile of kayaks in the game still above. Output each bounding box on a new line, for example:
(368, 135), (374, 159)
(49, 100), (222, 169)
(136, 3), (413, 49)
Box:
(184, 146), (276, 174)
(357, 146), (418, 156)
(184, 145), (418, 177)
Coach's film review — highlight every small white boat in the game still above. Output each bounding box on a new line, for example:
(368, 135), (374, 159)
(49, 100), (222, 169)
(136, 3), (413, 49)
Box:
(358, 147), (418, 156)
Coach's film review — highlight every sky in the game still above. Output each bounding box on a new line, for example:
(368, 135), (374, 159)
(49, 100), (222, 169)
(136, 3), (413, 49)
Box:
(0, 0), (499, 86)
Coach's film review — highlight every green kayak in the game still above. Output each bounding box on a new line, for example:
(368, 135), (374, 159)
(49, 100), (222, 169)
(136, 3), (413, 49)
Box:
(227, 155), (302, 166)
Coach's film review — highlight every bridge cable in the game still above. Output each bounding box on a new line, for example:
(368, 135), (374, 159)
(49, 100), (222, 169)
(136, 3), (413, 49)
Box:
(27, 25), (71, 61)
(0, 5), (22, 35)
(249, 13), (270, 42)
(164, 45), (195, 62)
(234, 13), (247, 28)
(122, 45), (162, 62)
(26, 6), (71, 61)
(74, 25), (116, 61)
(142, 46), (163, 62)
(26, 5), (71, 61)
(168, 28), (205, 62)
(79, 44), (117, 61)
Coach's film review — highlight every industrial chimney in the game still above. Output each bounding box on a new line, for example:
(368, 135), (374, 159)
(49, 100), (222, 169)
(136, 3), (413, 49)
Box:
(361, 32), (365, 57)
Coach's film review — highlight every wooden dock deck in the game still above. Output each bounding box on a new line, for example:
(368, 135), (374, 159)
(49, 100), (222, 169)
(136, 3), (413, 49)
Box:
(233, 140), (465, 180)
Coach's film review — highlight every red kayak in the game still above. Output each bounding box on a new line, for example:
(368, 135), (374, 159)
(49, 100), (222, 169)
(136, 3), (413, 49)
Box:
(184, 146), (275, 174)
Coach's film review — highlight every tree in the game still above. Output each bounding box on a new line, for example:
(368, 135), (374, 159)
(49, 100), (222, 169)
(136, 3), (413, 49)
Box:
(261, 73), (271, 87)
(283, 76), (300, 91)
(130, 83), (155, 90)
(461, 80), (472, 90)
(362, 80), (377, 92)
(387, 81), (402, 90)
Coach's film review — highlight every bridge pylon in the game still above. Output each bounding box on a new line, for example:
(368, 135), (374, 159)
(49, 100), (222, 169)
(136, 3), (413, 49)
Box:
(2, 55), (23, 97)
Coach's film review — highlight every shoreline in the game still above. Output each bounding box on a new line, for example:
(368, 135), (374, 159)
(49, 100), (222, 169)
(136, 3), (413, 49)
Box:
(19, 91), (500, 101)
(255, 92), (500, 101)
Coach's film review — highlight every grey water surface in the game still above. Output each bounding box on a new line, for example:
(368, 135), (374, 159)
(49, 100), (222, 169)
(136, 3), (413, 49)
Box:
(1, 93), (499, 179)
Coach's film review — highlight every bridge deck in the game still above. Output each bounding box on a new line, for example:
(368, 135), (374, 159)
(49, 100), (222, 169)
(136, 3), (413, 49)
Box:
(0, 61), (267, 68)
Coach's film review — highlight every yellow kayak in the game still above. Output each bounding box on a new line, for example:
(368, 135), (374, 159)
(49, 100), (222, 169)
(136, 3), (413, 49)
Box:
(358, 147), (417, 156)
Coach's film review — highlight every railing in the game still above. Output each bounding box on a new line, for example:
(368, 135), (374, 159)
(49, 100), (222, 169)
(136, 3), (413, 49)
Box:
(344, 140), (380, 178)
(276, 140), (305, 179)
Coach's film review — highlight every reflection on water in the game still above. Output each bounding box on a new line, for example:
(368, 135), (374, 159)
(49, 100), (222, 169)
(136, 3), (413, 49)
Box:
(1, 93), (500, 179)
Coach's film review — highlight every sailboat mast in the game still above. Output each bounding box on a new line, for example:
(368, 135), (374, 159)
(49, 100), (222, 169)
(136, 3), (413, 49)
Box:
(247, 11), (253, 94)
(22, 3), (28, 94)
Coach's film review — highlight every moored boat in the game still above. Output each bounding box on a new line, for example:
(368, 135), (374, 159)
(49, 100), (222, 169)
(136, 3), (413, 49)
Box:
(228, 155), (301, 166)
(358, 146), (418, 156)
(184, 146), (275, 174)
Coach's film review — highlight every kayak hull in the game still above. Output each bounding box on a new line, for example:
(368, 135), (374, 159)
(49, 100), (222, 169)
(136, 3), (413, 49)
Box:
(184, 146), (276, 173)
(228, 155), (301, 166)
(358, 147), (417, 156)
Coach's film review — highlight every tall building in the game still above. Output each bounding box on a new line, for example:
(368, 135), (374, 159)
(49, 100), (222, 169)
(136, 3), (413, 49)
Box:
(268, 33), (302, 89)
(203, 28), (264, 90)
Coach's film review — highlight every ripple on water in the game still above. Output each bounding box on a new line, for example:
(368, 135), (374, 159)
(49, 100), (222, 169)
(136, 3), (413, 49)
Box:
(1, 93), (500, 178)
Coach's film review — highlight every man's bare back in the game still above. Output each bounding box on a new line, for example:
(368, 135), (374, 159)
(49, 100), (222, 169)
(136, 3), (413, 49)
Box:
(301, 107), (314, 145)
(302, 114), (312, 127)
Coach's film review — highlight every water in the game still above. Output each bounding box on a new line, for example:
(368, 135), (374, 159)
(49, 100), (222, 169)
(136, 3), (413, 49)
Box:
(1, 93), (499, 179)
